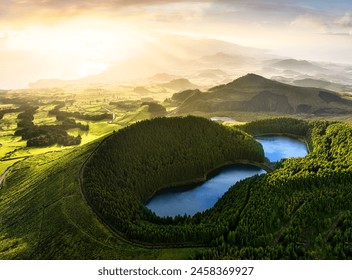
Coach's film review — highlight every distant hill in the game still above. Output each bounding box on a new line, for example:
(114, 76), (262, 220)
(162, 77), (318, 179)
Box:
(28, 36), (270, 88)
(160, 78), (198, 91)
(175, 73), (352, 116)
(293, 78), (352, 92)
(140, 102), (167, 117)
(197, 52), (252, 67)
(196, 68), (228, 79)
(148, 73), (181, 82)
(269, 59), (329, 73)
(171, 89), (202, 103)
(133, 86), (152, 94)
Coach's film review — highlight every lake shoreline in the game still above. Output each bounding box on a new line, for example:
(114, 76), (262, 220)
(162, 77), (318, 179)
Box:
(145, 134), (309, 217)
(144, 160), (267, 205)
(252, 132), (311, 153)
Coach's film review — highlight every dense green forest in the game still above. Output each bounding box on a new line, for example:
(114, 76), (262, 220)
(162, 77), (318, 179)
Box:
(197, 119), (352, 259)
(238, 117), (309, 137)
(82, 116), (352, 259)
(82, 116), (265, 244)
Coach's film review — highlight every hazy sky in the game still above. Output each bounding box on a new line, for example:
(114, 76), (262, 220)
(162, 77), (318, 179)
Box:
(1, 0), (352, 89)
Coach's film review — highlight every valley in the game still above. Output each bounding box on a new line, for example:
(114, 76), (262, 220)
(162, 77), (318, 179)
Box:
(2, 0), (352, 273)
(1, 72), (352, 260)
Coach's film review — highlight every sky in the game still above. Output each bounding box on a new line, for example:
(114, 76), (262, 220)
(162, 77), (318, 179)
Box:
(1, 0), (352, 89)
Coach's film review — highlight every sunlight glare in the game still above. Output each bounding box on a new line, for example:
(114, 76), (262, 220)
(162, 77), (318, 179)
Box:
(3, 20), (148, 80)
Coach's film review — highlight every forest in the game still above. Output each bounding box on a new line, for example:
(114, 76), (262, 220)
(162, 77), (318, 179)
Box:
(198, 118), (352, 259)
(82, 116), (352, 259)
(82, 116), (265, 244)
(238, 117), (309, 137)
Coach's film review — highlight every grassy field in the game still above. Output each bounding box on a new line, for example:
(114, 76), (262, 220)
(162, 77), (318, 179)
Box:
(0, 85), (175, 163)
(0, 138), (204, 259)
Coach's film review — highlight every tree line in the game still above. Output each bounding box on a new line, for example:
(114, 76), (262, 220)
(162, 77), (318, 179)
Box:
(49, 102), (112, 121)
(15, 104), (86, 147)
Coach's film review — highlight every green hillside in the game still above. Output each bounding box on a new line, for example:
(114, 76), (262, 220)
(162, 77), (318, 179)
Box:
(161, 78), (198, 91)
(0, 140), (201, 259)
(175, 74), (352, 117)
(293, 78), (352, 92)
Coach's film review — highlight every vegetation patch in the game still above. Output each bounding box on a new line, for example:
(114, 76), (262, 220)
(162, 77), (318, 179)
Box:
(15, 104), (85, 147)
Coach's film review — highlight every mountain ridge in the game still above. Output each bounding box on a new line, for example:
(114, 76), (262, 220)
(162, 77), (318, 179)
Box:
(174, 73), (352, 116)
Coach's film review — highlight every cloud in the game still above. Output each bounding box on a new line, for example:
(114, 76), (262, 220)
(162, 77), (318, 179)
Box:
(0, 31), (8, 40)
(290, 14), (329, 32)
(1, 0), (194, 13)
(0, 0), (209, 25)
(326, 32), (351, 36)
(0, 1), (308, 19)
(336, 12), (352, 27)
(1, 0), (341, 28)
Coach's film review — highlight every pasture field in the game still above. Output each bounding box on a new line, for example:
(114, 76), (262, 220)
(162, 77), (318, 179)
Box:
(0, 86), (171, 162)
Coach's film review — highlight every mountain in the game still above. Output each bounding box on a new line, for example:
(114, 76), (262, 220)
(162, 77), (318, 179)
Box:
(160, 78), (198, 91)
(196, 68), (228, 79)
(133, 86), (152, 94)
(27, 34), (352, 91)
(174, 73), (352, 116)
(293, 78), (352, 92)
(29, 35), (271, 88)
(197, 52), (254, 67)
(148, 73), (181, 83)
(170, 89), (202, 103)
(268, 59), (330, 73)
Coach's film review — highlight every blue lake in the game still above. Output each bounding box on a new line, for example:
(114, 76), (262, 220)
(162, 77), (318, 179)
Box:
(145, 136), (308, 217)
(256, 136), (308, 162)
(145, 164), (265, 217)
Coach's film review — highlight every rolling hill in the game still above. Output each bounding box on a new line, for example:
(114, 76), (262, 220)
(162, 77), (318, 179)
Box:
(160, 78), (198, 92)
(293, 78), (352, 92)
(268, 59), (329, 73)
(173, 73), (352, 116)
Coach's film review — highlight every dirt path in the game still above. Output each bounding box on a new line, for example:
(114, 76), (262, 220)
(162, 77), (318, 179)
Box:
(102, 107), (116, 123)
(0, 167), (12, 188)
